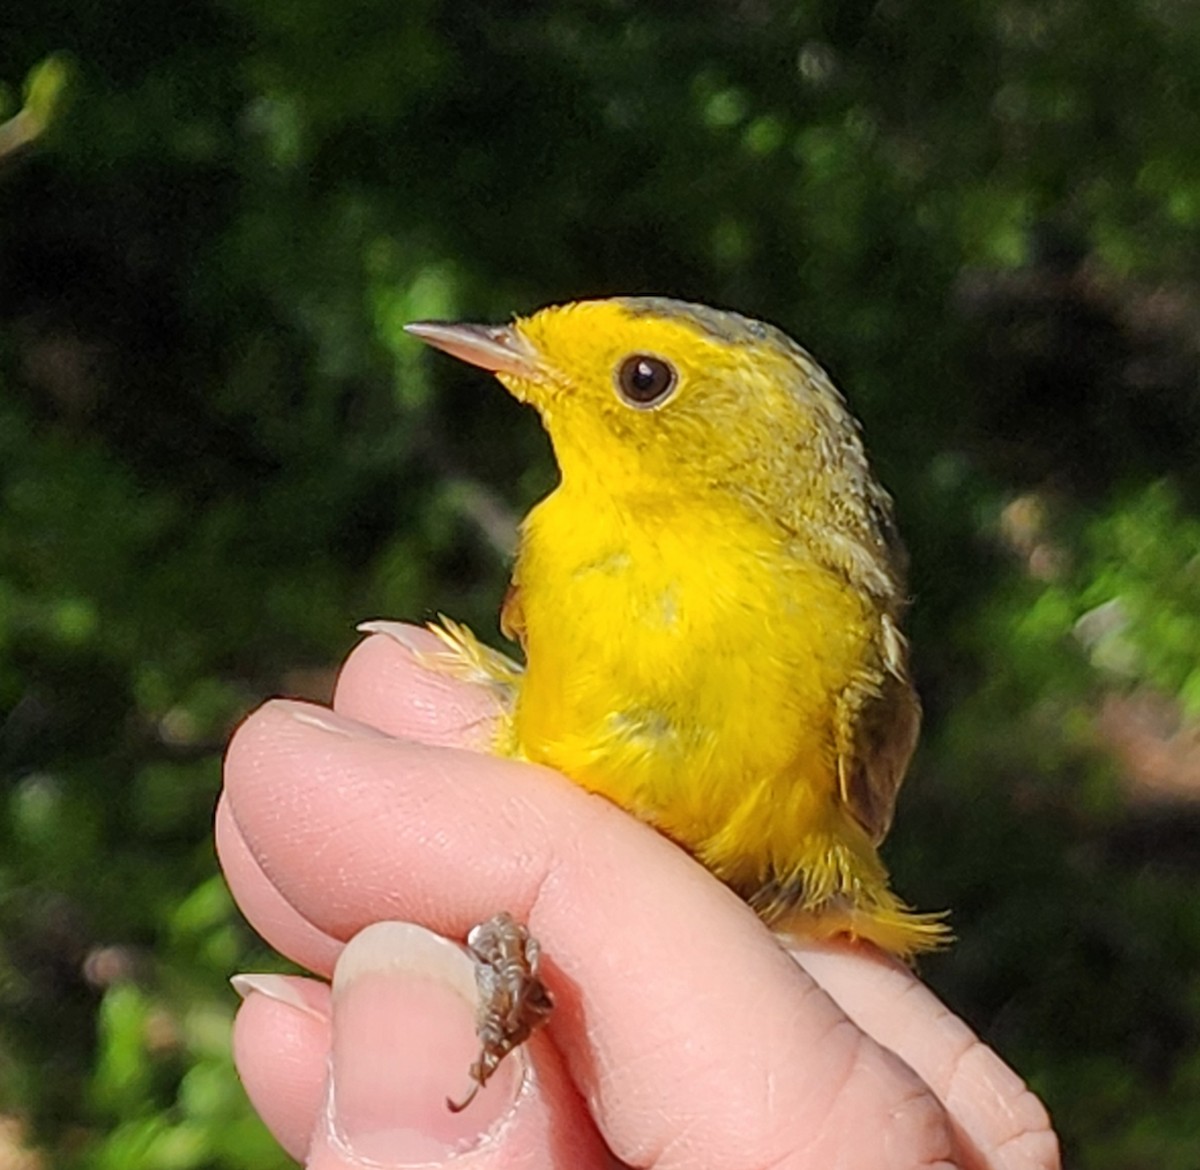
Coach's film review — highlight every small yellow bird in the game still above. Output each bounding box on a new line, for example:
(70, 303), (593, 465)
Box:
(407, 297), (947, 958)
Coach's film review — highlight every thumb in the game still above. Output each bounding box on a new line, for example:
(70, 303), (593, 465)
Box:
(304, 921), (607, 1170)
(306, 922), (521, 1167)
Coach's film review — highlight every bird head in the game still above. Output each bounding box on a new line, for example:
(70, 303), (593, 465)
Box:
(407, 297), (871, 522)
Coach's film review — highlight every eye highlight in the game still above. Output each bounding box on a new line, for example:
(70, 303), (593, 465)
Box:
(615, 353), (678, 409)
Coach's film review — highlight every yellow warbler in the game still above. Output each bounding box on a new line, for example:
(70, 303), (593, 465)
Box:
(407, 297), (947, 957)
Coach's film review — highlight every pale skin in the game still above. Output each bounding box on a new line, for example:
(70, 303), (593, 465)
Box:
(218, 625), (1062, 1170)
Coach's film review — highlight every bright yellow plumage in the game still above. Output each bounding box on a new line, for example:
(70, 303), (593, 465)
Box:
(408, 298), (947, 957)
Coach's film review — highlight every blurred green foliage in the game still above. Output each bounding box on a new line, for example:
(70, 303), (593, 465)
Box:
(2, 2), (1199, 1166)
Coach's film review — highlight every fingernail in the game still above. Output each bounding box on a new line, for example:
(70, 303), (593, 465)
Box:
(287, 705), (387, 739)
(356, 620), (431, 654)
(324, 921), (526, 1163)
(231, 973), (329, 1022)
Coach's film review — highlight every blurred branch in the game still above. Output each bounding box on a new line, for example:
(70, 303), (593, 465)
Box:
(444, 476), (520, 560)
(0, 56), (70, 165)
(416, 422), (522, 560)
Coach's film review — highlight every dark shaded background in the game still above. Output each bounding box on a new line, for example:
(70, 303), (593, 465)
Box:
(2, 2), (1199, 1166)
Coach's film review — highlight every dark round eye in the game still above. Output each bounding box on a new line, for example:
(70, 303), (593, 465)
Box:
(615, 353), (677, 408)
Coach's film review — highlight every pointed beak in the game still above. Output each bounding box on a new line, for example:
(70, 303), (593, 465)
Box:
(404, 320), (540, 379)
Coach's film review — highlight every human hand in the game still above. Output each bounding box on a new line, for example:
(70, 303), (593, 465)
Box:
(217, 624), (1061, 1170)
